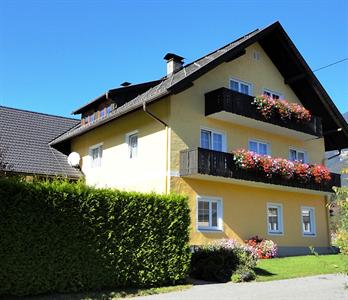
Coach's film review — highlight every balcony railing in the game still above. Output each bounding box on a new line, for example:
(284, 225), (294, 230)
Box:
(205, 88), (322, 137)
(180, 148), (340, 193)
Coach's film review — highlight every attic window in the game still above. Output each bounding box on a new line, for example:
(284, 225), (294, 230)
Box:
(100, 108), (105, 118)
(253, 51), (261, 60)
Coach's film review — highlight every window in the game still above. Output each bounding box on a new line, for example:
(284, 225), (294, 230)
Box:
(197, 197), (223, 231)
(90, 112), (95, 123)
(127, 132), (138, 159)
(267, 203), (283, 234)
(200, 129), (226, 152)
(301, 207), (316, 236)
(289, 149), (307, 163)
(263, 89), (283, 100)
(107, 105), (112, 115)
(230, 79), (252, 95)
(89, 144), (102, 168)
(84, 116), (89, 124)
(100, 108), (105, 118)
(249, 140), (269, 155)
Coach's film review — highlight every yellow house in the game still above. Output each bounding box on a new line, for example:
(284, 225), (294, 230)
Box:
(51, 22), (348, 256)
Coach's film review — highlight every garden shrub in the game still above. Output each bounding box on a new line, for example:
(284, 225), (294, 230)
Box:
(190, 239), (257, 283)
(245, 236), (278, 259)
(0, 178), (191, 296)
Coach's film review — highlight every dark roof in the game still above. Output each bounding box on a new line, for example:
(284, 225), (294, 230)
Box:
(51, 21), (348, 151)
(0, 106), (81, 178)
(72, 79), (162, 115)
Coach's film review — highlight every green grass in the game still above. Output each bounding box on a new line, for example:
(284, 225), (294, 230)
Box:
(255, 254), (348, 282)
(6, 285), (191, 300)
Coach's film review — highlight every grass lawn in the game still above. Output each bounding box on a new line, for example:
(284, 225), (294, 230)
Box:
(255, 254), (348, 282)
(7, 285), (191, 300)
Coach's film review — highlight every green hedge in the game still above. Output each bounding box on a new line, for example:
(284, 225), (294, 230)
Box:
(0, 178), (191, 296)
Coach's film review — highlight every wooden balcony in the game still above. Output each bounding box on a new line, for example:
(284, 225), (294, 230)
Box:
(180, 148), (340, 193)
(205, 88), (322, 139)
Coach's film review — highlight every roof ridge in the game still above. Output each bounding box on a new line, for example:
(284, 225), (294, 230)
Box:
(0, 105), (79, 121)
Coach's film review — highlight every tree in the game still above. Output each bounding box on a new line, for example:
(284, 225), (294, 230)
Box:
(0, 140), (12, 176)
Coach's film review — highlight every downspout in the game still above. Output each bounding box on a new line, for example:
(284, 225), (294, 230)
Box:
(143, 102), (169, 194)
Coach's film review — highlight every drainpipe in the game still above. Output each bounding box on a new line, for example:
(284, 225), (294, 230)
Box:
(143, 102), (170, 194)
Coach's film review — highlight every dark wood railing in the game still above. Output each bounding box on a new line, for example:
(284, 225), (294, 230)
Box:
(180, 148), (340, 192)
(205, 88), (322, 137)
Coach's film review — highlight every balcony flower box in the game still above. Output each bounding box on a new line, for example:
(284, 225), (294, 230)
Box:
(253, 95), (311, 123)
(233, 149), (331, 184)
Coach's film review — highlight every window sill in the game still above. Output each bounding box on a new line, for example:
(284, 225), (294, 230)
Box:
(303, 233), (316, 237)
(197, 228), (223, 233)
(268, 231), (284, 236)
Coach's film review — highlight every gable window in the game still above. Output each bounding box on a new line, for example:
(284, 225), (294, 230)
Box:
(230, 79), (252, 95)
(267, 203), (283, 234)
(249, 139), (269, 155)
(289, 148), (307, 163)
(197, 197), (223, 231)
(263, 89), (283, 100)
(89, 143), (102, 168)
(127, 132), (138, 159)
(301, 207), (316, 236)
(100, 108), (105, 118)
(90, 112), (95, 123)
(107, 105), (112, 115)
(200, 129), (226, 152)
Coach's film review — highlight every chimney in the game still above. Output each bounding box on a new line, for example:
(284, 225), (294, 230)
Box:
(164, 53), (184, 75)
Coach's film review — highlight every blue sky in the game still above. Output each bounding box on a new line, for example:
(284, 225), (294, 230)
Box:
(0, 0), (347, 118)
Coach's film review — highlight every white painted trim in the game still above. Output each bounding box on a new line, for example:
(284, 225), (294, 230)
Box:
(262, 88), (284, 100)
(125, 130), (139, 159)
(196, 195), (223, 232)
(289, 146), (308, 163)
(301, 206), (317, 237)
(200, 126), (227, 152)
(229, 77), (253, 96)
(267, 202), (284, 235)
(248, 138), (271, 155)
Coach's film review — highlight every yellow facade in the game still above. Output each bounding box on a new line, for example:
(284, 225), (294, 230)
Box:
(71, 42), (331, 252)
(72, 99), (170, 194)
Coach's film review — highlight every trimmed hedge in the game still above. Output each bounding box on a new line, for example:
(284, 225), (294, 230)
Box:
(0, 178), (191, 296)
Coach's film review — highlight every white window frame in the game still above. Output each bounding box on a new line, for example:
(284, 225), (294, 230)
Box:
(89, 143), (103, 168)
(126, 130), (138, 159)
(229, 78), (253, 96)
(196, 196), (223, 232)
(289, 147), (308, 163)
(267, 203), (284, 235)
(301, 206), (316, 237)
(248, 139), (271, 155)
(263, 88), (284, 100)
(200, 127), (227, 152)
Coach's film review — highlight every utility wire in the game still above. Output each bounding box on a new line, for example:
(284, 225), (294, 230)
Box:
(313, 57), (348, 73)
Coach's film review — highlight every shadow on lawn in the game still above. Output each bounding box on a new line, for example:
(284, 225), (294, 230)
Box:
(254, 267), (276, 277)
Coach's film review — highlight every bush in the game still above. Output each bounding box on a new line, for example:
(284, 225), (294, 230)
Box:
(332, 187), (348, 255)
(245, 236), (277, 259)
(190, 239), (257, 283)
(0, 178), (191, 296)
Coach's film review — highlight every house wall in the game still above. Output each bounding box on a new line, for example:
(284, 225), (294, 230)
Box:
(71, 99), (170, 193)
(170, 42), (325, 175)
(172, 177), (329, 248)
(169, 42), (329, 250)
